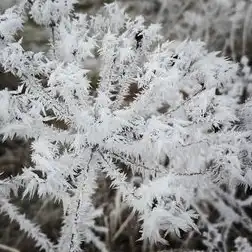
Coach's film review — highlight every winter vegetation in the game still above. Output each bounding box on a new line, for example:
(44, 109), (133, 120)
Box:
(123, 0), (252, 61)
(1, 1), (252, 252)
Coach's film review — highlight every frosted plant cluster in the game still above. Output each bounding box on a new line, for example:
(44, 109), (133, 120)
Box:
(1, 1), (252, 252)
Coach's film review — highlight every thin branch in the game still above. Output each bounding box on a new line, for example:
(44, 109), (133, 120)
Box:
(112, 209), (135, 242)
(69, 145), (97, 251)
(0, 244), (20, 252)
(164, 87), (206, 117)
(242, 3), (252, 56)
(102, 149), (204, 178)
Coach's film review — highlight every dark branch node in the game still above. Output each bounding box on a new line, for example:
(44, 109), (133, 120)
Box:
(135, 31), (143, 49)
(151, 197), (158, 210)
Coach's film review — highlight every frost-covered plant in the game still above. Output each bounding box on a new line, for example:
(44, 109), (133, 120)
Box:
(1, 1), (252, 252)
(234, 237), (252, 252)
